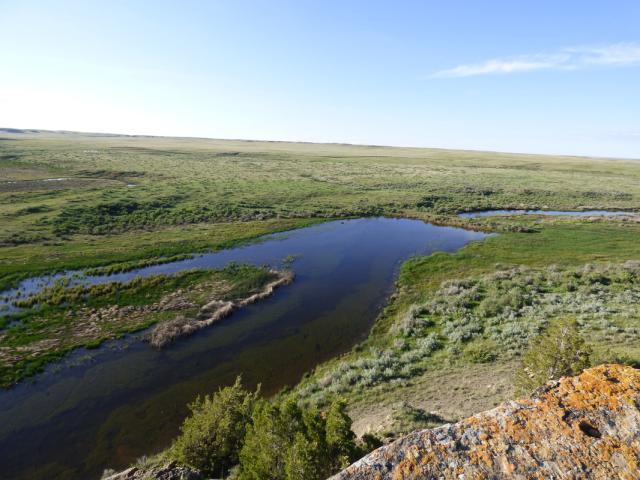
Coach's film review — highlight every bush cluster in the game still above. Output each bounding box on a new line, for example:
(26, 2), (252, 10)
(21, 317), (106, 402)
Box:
(420, 262), (640, 355)
(51, 197), (267, 235)
(298, 333), (442, 403)
(514, 318), (592, 394)
(169, 379), (361, 479)
(171, 377), (260, 475)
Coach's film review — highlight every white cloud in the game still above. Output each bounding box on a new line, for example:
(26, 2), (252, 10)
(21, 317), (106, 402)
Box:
(431, 42), (640, 78)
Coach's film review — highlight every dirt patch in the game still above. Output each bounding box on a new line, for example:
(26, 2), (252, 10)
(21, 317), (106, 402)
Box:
(349, 361), (516, 438)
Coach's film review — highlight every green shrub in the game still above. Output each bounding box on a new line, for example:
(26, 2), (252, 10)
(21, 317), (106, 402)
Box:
(325, 399), (357, 470)
(239, 400), (297, 480)
(239, 398), (357, 480)
(463, 340), (498, 363)
(170, 377), (260, 476)
(514, 318), (591, 395)
(284, 432), (324, 480)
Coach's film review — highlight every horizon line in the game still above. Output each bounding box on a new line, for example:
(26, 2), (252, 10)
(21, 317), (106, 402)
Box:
(1, 126), (638, 162)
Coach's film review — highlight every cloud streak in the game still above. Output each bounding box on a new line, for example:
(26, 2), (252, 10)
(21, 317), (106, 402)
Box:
(431, 42), (640, 78)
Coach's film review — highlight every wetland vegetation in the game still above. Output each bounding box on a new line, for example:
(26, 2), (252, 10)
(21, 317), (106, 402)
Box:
(1, 216), (484, 480)
(0, 263), (288, 387)
(1, 130), (640, 479)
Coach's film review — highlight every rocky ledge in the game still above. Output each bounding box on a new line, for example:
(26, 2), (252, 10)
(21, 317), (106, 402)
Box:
(102, 461), (201, 480)
(331, 364), (640, 480)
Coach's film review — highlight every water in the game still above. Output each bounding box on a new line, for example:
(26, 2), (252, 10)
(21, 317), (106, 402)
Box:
(458, 209), (634, 218)
(0, 218), (487, 479)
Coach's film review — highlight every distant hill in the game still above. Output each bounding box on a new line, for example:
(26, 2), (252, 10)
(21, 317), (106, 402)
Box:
(0, 127), (128, 136)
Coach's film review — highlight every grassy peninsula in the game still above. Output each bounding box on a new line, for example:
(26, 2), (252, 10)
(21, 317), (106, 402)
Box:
(0, 264), (290, 387)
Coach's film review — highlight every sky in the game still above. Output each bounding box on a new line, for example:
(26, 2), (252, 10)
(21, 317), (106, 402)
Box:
(1, 0), (639, 158)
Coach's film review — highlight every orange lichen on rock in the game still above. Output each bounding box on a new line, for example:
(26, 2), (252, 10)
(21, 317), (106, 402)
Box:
(330, 365), (640, 480)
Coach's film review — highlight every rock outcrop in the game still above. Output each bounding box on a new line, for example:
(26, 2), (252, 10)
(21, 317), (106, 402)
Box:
(102, 461), (202, 480)
(331, 364), (640, 480)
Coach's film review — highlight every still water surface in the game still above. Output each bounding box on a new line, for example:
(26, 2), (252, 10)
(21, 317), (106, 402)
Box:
(0, 218), (487, 479)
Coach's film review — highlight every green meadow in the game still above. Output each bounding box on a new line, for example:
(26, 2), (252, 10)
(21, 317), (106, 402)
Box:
(2, 129), (640, 288)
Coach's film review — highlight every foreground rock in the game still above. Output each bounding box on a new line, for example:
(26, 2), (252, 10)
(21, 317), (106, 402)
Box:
(331, 364), (640, 480)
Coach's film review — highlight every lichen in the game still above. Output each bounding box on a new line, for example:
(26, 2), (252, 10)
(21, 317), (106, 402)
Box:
(331, 364), (640, 479)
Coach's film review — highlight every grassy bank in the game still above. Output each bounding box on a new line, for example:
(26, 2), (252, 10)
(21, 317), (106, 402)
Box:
(0, 218), (321, 291)
(0, 264), (288, 387)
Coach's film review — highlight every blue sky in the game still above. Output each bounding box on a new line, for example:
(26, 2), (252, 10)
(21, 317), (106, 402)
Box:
(1, 0), (639, 158)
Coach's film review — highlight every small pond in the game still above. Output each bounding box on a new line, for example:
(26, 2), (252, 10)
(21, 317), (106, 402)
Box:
(0, 217), (487, 480)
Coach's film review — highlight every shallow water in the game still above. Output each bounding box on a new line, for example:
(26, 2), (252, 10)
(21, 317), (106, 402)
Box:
(458, 209), (633, 218)
(0, 218), (487, 479)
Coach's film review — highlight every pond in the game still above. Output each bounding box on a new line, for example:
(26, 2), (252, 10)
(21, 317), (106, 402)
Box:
(0, 218), (487, 480)
(458, 209), (634, 218)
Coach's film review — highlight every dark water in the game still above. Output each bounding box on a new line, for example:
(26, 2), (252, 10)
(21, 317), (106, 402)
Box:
(0, 218), (486, 480)
(458, 209), (634, 218)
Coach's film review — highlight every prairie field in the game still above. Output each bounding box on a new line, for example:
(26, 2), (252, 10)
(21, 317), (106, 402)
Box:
(2, 130), (640, 282)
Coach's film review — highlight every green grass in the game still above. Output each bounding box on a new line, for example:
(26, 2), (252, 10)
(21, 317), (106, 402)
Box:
(400, 220), (640, 299)
(0, 217), (321, 291)
(364, 220), (640, 343)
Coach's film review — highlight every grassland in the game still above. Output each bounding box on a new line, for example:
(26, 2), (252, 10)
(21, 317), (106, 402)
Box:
(2, 129), (640, 287)
(2, 129), (640, 445)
